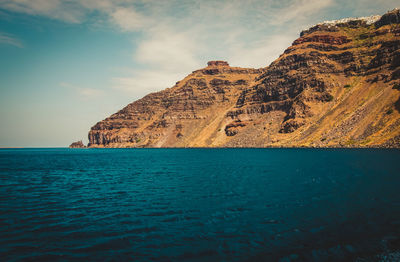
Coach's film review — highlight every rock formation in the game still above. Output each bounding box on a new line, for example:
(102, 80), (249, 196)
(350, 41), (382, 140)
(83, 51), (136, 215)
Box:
(87, 9), (400, 148)
(69, 140), (86, 148)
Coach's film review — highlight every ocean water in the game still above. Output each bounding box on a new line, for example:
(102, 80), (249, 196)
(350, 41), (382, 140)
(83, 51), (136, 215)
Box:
(0, 148), (400, 261)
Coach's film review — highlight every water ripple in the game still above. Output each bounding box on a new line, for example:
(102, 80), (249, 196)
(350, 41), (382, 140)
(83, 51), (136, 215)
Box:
(0, 148), (399, 261)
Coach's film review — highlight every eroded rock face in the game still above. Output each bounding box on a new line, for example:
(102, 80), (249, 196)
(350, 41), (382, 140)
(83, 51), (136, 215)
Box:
(88, 9), (400, 148)
(88, 61), (262, 147)
(232, 9), (400, 137)
(69, 140), (86, 148)
(292, 35), (350, 46)
(225, 120), (247, 136)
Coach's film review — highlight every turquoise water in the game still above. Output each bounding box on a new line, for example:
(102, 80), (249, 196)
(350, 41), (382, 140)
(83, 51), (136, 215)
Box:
(0, 148), (400, 261)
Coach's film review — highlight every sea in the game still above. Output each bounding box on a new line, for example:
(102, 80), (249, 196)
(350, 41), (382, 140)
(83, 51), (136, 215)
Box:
(0, 148), (399, 261)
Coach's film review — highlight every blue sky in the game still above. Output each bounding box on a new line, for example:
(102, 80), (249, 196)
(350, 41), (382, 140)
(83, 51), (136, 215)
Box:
(0, 0), (399, 147)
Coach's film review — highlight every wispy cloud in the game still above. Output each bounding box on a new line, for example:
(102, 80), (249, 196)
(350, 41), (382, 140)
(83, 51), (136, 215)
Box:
(266, 0), (334, 25)
(111, 69), (187, 97)
(3, 0), (399, 97)
(60, 82), (104, 98)
(229, 34), (296, 68)
(0, 32), (23, 48)
(0, 0), (85, 23)
(135, 27), (201, 70)
(110, 7), (148, 31)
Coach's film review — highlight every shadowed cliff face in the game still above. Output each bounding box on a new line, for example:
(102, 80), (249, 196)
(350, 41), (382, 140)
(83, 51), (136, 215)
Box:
(88, 9), (400, 148)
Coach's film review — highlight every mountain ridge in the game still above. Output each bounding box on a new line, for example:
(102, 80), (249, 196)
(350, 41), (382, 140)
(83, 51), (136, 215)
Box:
(85, 9), (400, 148)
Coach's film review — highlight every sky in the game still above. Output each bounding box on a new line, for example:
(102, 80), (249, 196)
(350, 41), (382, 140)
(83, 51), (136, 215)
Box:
(0, 0), (399, 147)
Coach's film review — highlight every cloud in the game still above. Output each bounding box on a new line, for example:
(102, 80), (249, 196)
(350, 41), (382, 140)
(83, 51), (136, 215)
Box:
(60, 82), (104, 98)
(110, 7), (148, 31)
(135, 27), (201, 71)
(110, 25), (203, 96)
(0, 0), (148, 27)
(336, 0), (399, 17)
(3, 0), (399, 98)
(0, 0), (85, 23)
(229, 34), (296, 68)
(0, 32), (23, 48)
(266, 0), (334, 25)
(77, 87), (104, 97)
(111, 69), (188, 97)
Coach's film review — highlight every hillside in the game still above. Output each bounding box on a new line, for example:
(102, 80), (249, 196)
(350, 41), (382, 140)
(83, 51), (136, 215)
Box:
(87, 9), (400, 148)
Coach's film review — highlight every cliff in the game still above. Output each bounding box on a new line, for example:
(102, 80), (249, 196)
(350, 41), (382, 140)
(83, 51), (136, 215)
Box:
(88, 9), (400, 148)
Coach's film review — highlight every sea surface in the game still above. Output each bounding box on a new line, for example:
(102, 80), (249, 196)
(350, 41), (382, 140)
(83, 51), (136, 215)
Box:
(0, 148), (400, 261)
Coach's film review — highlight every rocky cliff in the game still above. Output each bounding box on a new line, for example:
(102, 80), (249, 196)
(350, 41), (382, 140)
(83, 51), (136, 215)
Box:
(88, 9), (400, 148)
(69, 140), (86, 148)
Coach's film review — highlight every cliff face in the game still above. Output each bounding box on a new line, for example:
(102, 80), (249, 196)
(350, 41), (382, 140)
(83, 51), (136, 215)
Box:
(88, 9), (400, 148)
(88, 62), (264, 147)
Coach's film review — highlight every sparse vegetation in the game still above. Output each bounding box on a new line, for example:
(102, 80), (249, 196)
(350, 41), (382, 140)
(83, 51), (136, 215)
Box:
(135, 138), (141, 143)
(360, 138), (371, 145)
(393, 83), (400, 90)
(387, 108), (393, 115)
(345, 138), (357, 146)
(326, 94), (334, 102)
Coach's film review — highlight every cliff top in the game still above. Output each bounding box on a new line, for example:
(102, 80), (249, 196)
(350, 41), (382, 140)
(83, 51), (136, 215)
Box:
(301, 8), (399, 36)
(316, 14), (381, 27)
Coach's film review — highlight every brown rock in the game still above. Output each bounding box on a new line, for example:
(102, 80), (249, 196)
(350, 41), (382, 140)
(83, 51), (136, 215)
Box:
(87, 9), (400, 148)
(207, 61), (229, 67)
(69, 140), (86, 148)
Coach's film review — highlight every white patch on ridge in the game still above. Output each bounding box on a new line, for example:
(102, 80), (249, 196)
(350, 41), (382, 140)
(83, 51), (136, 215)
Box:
(302, 14), (382, 33)
(319, 14), (381, 26)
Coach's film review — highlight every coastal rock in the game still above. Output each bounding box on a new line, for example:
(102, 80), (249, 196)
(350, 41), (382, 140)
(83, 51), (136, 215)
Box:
(69, 140), (86, 148)
(88, 9), (400, 148)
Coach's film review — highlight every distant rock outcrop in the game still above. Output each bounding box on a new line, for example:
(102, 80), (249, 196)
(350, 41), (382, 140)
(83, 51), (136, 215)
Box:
(207, 61), (230, 67)
(69, 140), (86, 148)
(87, 9), (400, 148)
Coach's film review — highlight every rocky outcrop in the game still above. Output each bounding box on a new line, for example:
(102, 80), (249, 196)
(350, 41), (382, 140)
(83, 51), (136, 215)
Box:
(88, 9), (400, 148)
(225, 120), (248, 136)
(375, 8), (400, 28)
(207, 61), (230, 67)
(69, 140), (86, 148)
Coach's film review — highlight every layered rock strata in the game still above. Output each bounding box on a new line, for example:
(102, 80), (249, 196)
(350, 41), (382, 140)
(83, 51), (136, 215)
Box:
(87, 9), (400, 148)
